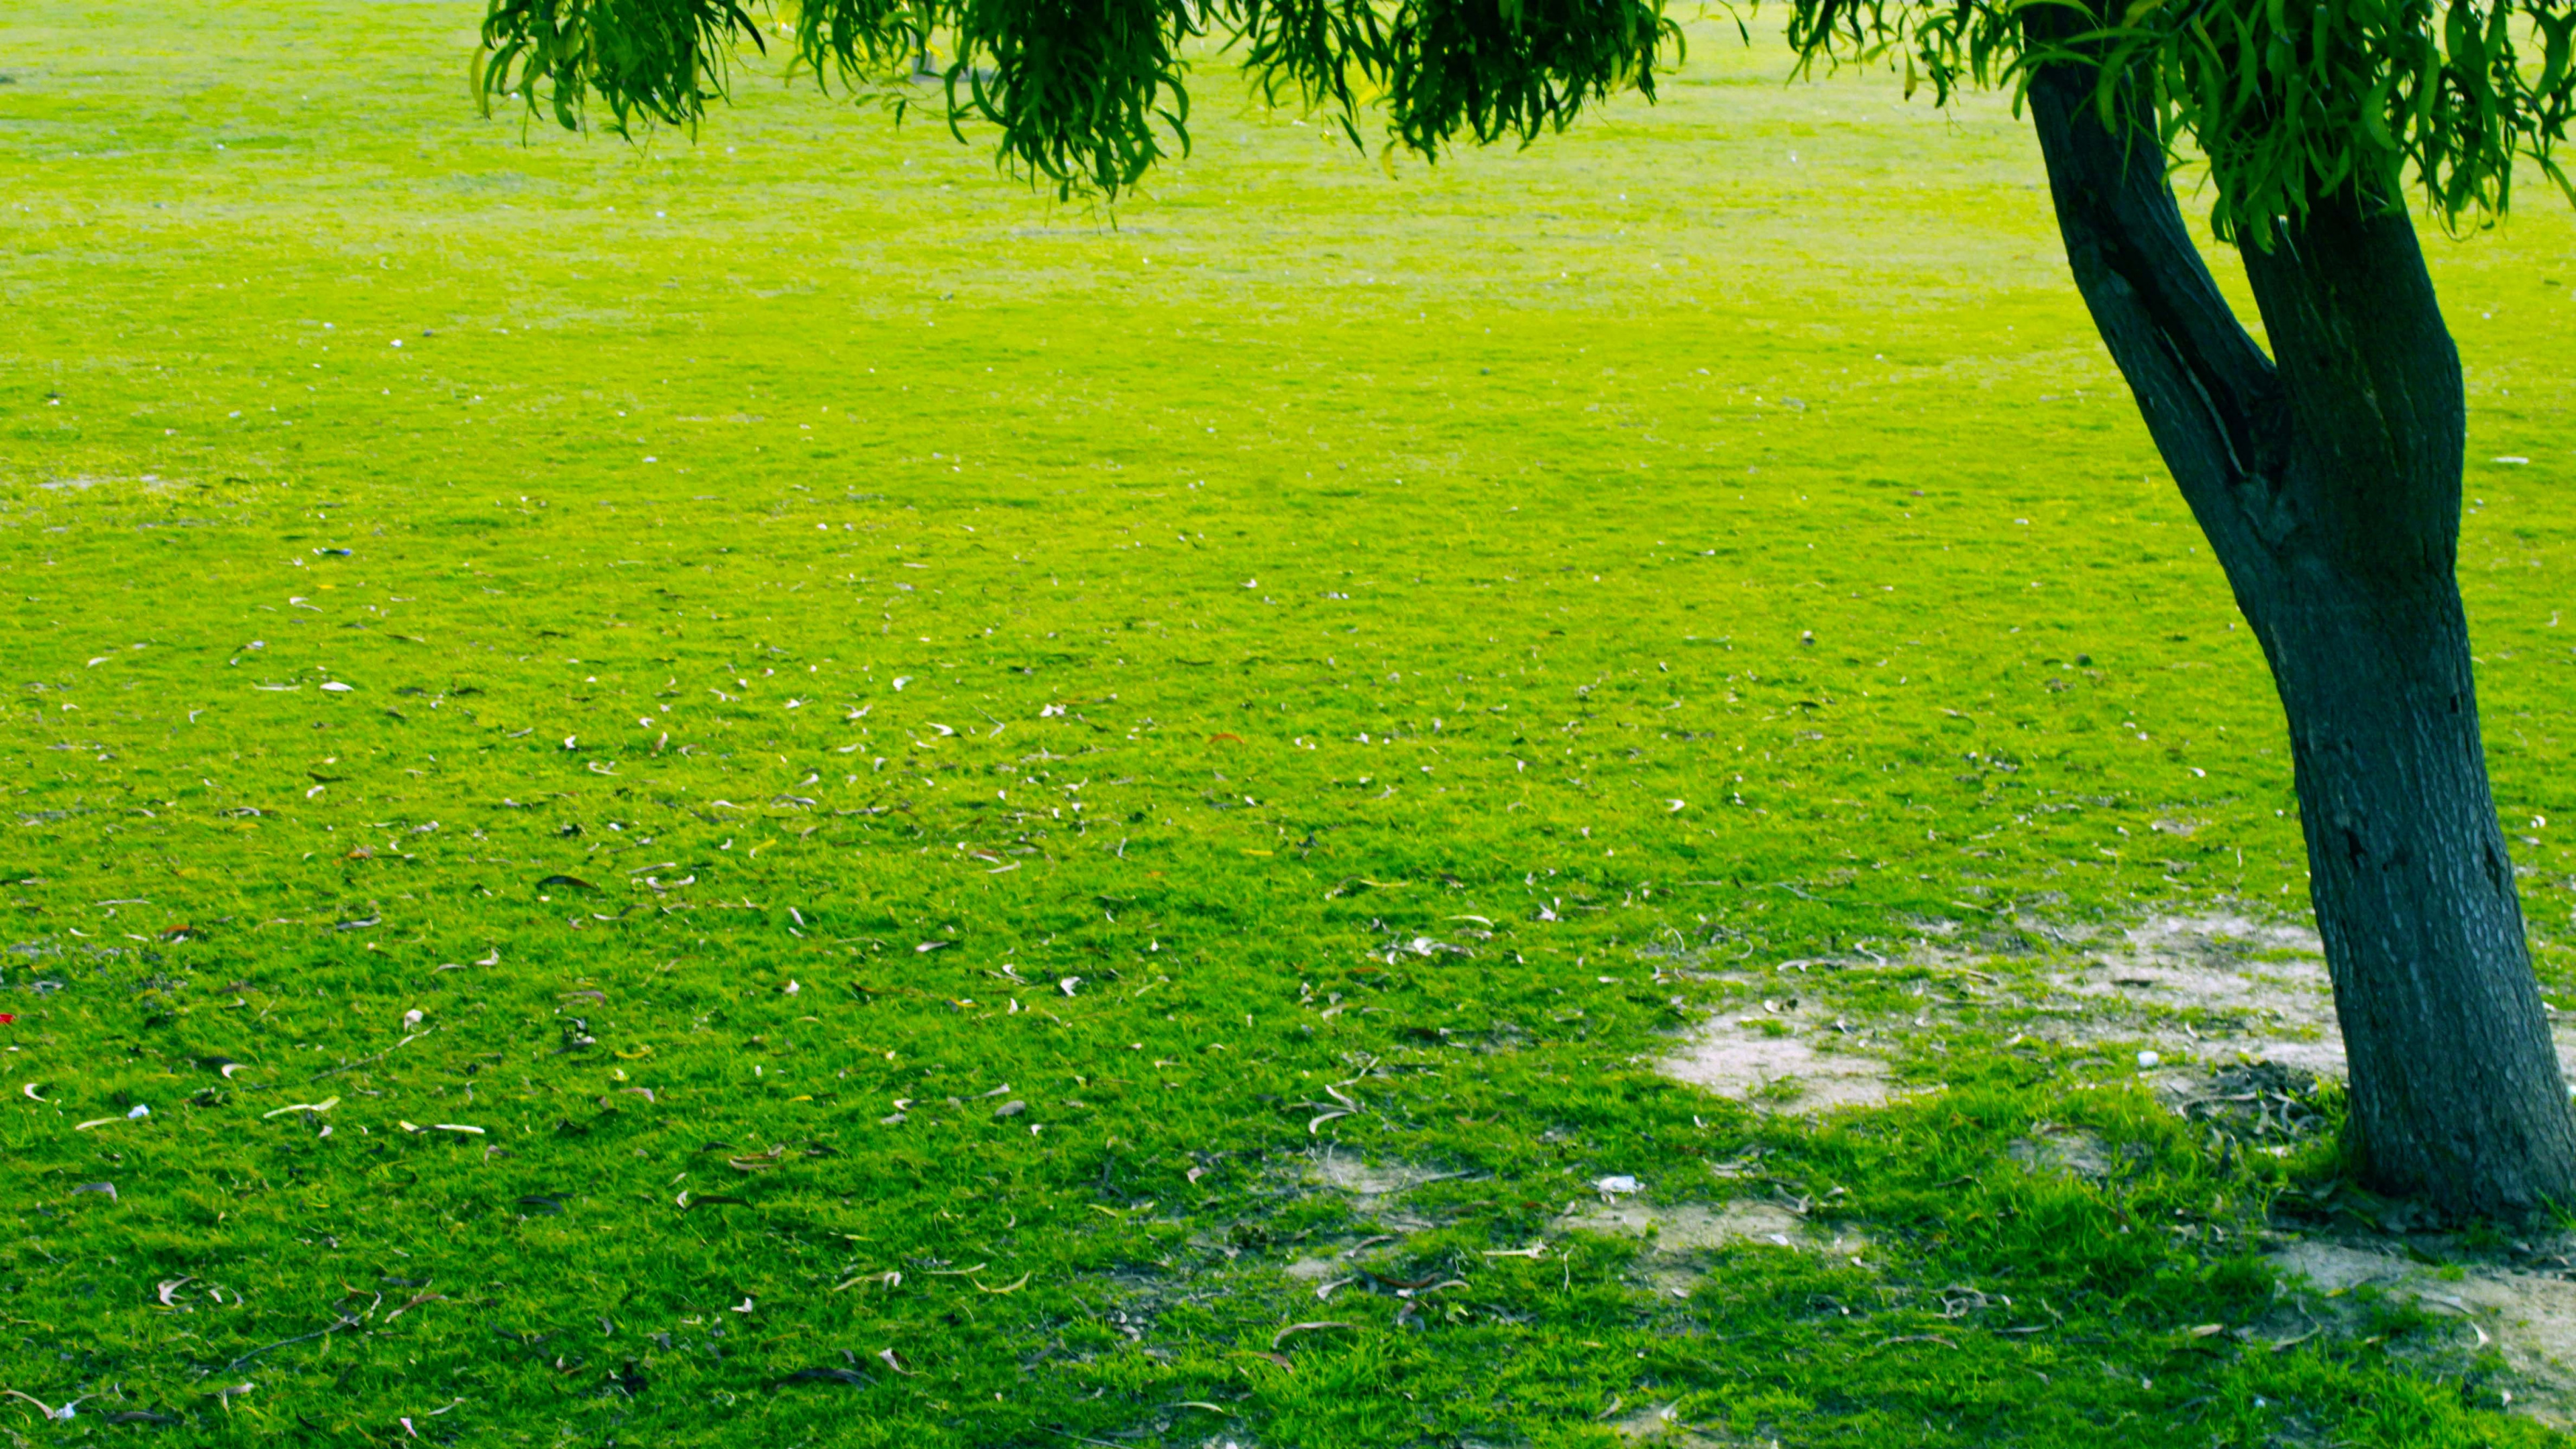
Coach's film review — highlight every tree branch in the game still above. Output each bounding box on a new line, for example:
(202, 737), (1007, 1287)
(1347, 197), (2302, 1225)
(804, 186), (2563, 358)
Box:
(2019, 18), (2286, 553)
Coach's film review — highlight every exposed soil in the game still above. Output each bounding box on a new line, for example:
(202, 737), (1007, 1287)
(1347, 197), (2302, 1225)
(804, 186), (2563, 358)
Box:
(2259, 1228), (2576, 1428)
(1658, 1019), (1906, 1114)
(1554, 1198), (1871, 1297)
(1656, 908), (2576, 1425)
(1661, 910), (2576, 1110)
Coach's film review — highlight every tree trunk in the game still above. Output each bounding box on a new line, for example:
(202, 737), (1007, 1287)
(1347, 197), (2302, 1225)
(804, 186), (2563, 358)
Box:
(2021, 36), (2576, 1218)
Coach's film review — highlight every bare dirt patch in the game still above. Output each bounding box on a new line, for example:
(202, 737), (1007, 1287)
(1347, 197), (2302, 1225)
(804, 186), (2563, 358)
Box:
(2265, 1232), (2576, 1426)
(1554, 1198), (1871, 1297)
(1658, 1015), (1907, 1114)
(1652, 911), (2576, 1424)
(2037, 912), (2347, 1075)
(1660, 911), (2576, 1109)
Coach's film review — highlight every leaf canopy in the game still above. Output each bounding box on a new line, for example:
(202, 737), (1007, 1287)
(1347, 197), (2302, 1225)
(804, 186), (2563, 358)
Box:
(1794, 0), (2576, 241)
(477, 0), (1676, 195)
(477, 0), (2576, 234)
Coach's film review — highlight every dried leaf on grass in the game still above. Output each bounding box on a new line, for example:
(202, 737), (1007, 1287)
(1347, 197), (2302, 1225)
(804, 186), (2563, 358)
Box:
(262, 1096), (339, 1120)
(1270, 1321), (1353, 1349)
(384, 1292), (446, 1322)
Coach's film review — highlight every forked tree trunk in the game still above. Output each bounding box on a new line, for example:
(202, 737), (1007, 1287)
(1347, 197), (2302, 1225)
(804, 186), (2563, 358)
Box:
(2021, 39), (2576, 1218)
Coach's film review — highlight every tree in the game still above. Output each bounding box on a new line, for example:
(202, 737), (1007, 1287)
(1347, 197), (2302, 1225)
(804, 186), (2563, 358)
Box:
(474, 0), (2576, 1218)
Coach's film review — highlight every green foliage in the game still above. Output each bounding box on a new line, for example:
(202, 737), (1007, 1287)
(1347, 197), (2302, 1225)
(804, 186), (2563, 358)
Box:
(2110, 0), (2576, 238)
(479, 0), (773, 133)
(478, 0), (1678, 195)
(1790, 0), (2576, 242)
(476, 0), (2576, 236)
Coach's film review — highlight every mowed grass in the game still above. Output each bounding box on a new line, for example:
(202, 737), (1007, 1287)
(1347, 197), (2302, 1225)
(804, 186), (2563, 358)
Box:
(5, 2), (2576, 1444)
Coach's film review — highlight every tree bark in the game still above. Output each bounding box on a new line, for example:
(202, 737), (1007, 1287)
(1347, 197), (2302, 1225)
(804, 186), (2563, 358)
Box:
(2021, 34), (2576, 1218)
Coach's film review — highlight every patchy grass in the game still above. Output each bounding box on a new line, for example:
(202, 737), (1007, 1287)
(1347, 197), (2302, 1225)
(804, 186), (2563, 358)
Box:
(5, 0), (2576, 1444)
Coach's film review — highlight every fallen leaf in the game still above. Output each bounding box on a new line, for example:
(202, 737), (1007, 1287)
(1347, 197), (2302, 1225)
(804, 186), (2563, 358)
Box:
(262, 1097), (340, 1119)
(1271, 1322), (1353, 1350)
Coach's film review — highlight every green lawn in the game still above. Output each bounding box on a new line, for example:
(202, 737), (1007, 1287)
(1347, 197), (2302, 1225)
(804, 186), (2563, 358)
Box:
(5, 2), (2576, 1444)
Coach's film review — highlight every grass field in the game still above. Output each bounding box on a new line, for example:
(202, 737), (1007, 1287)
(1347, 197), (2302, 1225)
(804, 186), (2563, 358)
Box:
(7, 1), (2576, 1444)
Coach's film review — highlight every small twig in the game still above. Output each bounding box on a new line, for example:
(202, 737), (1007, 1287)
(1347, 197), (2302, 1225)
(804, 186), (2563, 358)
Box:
(224, 1310), (362, 1371)
(309, 1030), (431, 1082)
